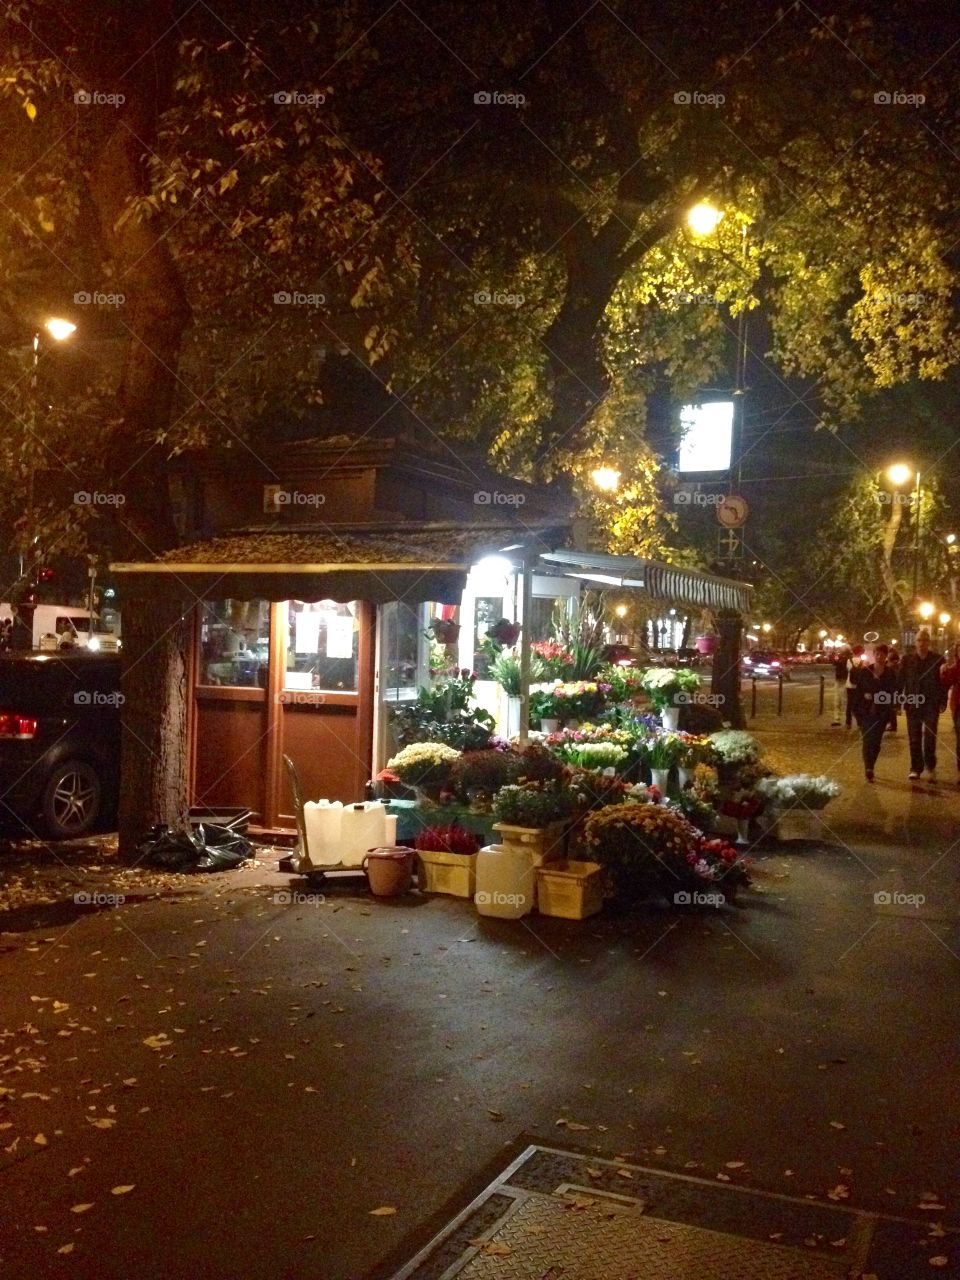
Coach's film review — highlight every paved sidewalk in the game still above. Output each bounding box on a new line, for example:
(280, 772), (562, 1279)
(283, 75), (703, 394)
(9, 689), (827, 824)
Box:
(0, 690), (957, 1279)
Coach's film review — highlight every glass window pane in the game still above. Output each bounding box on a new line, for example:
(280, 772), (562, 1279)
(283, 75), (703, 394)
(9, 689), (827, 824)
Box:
(473, 596), (504, 676)
(285, 600), (359, 692)
(382, 602), (423, 700)
(199, 600), (270, 687)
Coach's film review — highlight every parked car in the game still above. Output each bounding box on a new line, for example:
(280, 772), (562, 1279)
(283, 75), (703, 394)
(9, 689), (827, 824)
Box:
(742, 650), (790, 680)
(601, 643), (639, 667)
(0, 650), (121, 838)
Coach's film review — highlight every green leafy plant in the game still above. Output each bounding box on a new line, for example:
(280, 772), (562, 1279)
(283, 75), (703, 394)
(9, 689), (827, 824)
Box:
(489, 653), (545, 695)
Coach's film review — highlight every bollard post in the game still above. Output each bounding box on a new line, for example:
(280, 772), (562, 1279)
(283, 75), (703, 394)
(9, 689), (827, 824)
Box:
(777, 672), (784, 715)
(819, 673), (824, 715)
(751, 676), (757, 719)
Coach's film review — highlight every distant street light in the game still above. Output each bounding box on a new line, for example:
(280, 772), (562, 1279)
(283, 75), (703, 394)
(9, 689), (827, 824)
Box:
(590, 466), (620, 492)
(939, 611), (951, 626)
(818, 629), (828, 638)
(45, 317), (77, 342)
(761, 622), (771, 633)
(918, 601), (935, 621)
(687, 202), (724, 235)
(886, 462), (912, 488)
(615, 604), (627, 618)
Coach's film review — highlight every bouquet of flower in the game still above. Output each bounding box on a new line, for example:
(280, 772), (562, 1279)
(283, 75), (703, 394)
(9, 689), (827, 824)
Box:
(555, 740), (628, 772)
(639, 666), (702, 711)
(690, 763), (720, 804)
(531, 639), (575, 679)
(645, 733), (684, 770)
(691, 835), (751, 890)
(386, 742), (461, 788)
(584, 801), (704, 901)
(708, 730), (762, 767)
(414, 824), (481, 855)
(597, 662), (646, 704)
(492, 780), (574, 828)
(719, 787), (763, 819)
(674, 733), (715, 769)
(675, 788), (718, 833)
(551, 680), (612, 722)
(756, 774), (841, 811)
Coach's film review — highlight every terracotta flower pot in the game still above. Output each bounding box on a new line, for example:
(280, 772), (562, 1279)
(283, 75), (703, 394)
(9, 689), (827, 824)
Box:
(363, 846), (414, 896)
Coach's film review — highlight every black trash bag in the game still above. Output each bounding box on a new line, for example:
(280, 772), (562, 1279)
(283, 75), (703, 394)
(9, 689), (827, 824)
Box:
(137, 823), (252, 872)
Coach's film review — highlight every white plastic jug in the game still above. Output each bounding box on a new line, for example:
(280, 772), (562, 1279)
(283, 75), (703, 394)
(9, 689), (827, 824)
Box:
(339, 801), (387, 865)
(304, 800), (343, 866)
(474, 843), (533, 918)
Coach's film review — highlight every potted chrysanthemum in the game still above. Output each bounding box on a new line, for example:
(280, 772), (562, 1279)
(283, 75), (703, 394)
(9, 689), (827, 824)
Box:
(386, 742), (461, 802)
(756, 774), (840, 841)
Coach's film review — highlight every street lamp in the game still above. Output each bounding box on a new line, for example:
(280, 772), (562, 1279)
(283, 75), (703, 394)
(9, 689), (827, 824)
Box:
(44, 317), (76, 342)
(590, 466), (620, 492)
(687, 202), (724, 235)
(939, 611), (951, 626)
(918, 601), (935, 621)
(761, 622), (771, 634)
(887, 462), (911, 488)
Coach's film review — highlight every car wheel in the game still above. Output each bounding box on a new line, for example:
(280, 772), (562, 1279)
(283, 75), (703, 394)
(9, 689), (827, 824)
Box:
(41, 760), (102, 839)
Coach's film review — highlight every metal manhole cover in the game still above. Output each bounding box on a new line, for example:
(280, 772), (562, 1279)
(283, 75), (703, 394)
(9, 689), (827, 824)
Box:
(454, 1193), (848, 1280)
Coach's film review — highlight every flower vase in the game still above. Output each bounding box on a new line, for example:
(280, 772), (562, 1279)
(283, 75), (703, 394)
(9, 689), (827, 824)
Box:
(540, 718), (559, 735)
(678, 767), (692, 789)
(736, 818), (751, 844)
(506, 694), (522, 739)
(651, 768), (671, 794)
(660, 706), (680, 731)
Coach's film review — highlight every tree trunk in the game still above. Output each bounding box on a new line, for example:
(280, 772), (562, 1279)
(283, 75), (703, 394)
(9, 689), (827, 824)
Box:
(62, 3), (193, 853)
(711, 612), (745, 728)
(119, 590), (191, 847)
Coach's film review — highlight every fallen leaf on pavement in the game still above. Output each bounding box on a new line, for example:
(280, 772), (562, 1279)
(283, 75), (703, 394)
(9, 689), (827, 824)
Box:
(369, 1206), (396, 1216)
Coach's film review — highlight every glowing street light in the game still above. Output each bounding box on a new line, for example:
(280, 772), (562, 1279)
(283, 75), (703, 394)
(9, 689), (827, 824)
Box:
(761, 622), (771, 633)
(939, 611), (951, 627)
(590, 466), (620, 492)
(45, 317), (76, 342)
(687, 202), (724, 235)
(615, 604), (627, 618)
(918, 601), (936, 621)
(886, 462), (912, 487)
(818, 629), (828, 638)
(946, 533), (956, 545)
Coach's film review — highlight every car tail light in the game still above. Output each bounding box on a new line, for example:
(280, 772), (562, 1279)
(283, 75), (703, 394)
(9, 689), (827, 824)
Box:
(0, 712), (38, 739)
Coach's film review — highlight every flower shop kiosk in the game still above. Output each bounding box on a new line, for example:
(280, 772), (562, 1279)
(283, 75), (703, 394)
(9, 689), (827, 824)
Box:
(113, 434), (755, 842)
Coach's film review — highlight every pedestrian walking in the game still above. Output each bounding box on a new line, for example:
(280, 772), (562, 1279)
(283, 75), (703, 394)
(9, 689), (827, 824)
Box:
(853, 644), (899, 781)
(845, 645), (866, 729)
(899, 628), (946, 780)
(831, 645), (850, 725)
(939, 641), (960, 782)
(885, 648), (900, 732)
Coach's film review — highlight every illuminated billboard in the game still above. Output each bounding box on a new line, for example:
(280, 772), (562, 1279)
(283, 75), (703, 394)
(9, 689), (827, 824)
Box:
(678, 401), (734, 473)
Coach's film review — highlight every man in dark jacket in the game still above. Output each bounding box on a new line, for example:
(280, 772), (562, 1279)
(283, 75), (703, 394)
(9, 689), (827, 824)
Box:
(898, 629), (947, 780)
(853, 644), (900, 781)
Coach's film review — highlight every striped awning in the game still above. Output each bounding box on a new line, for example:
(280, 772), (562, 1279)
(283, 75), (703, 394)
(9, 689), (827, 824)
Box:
(538, 550), (752, 613)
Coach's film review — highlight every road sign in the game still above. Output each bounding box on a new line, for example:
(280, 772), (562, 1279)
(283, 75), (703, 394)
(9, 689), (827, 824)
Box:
(717, 529), (742, 560)
(717, 495), (749, 528)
